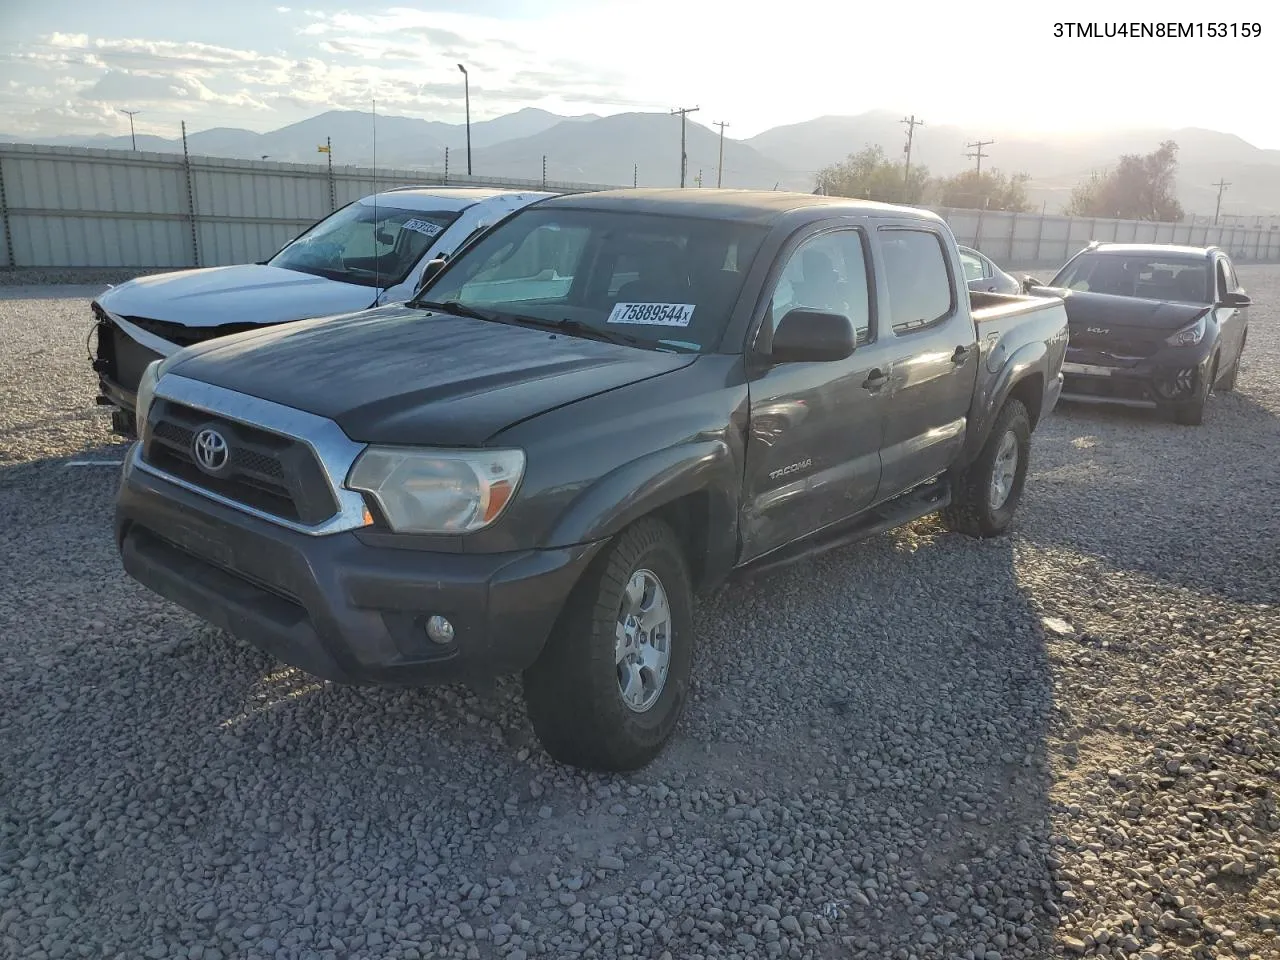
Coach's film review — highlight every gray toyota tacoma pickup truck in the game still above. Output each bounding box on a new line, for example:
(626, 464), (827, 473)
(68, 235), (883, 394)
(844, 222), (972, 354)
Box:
(114, 189), (1068, 772)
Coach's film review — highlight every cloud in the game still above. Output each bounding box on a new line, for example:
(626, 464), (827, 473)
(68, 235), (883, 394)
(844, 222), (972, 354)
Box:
(82, 71), (269, 110)
(0, 9), (668, 140)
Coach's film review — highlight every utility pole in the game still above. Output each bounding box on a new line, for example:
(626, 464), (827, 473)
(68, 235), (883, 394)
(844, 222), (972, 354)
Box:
(633, 163), (638, 188)
(457, 63), (472, 175)
(119, 109), (140, 151)
(671, 105), (700, 187)
(901, 114), (924, 188)
(1213, 178), (1231, 225)
(965, 139), (995, 175)
(714, 120), (729, 188)
(542, 154), (546, 189)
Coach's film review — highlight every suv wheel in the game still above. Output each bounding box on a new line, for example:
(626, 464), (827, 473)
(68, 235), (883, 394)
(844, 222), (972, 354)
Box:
(941, 398), (1031, 538)
(523, 517), (694, 772)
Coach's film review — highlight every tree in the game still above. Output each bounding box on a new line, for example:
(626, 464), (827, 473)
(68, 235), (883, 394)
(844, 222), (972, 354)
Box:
(1063, 140), (1184, 221)
(936, 169), (1032, 212)
(815, 145), (930, 205)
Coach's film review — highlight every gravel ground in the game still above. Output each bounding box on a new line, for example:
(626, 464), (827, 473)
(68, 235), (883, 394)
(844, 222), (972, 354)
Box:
(0, 272), (1277, 960)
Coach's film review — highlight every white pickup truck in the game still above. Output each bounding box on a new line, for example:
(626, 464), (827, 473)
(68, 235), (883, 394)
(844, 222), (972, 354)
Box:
(90, 186), (556, 436)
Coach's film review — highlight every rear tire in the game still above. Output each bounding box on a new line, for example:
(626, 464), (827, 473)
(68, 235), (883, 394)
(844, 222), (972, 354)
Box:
(941, 399), (1031, 539)
(522, 517), (694, 772)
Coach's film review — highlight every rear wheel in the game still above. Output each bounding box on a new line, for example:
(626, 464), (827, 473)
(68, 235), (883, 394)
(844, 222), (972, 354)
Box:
(941, 399), (1031, 538)
(522, 517), (694, 772)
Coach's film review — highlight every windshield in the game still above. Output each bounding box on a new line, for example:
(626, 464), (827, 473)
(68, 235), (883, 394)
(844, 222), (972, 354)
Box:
(269, 202), (460, 288)
(416, 207), (770, 353)
(1050, 253), (1211, 304)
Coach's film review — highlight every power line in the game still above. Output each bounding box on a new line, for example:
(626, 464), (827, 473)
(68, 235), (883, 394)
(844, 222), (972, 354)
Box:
(965, 139), (994, 175)
(670, 105), (699, 188)
(714, 120), (729, 188)
(901, 114), (924, 187)
(1213, 178), (1231, 225)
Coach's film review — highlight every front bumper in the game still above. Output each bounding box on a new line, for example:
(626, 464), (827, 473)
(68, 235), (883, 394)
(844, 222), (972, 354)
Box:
(1059, 344), (1214, 410)
(115, 446), (605, 685)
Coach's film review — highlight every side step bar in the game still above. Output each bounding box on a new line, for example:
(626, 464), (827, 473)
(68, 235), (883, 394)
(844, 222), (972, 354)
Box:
(732, 476), (950, 582)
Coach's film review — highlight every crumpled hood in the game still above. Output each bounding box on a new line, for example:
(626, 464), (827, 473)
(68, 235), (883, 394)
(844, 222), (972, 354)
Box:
(165, 305), (699, 445)
(98, 264), (379, 329)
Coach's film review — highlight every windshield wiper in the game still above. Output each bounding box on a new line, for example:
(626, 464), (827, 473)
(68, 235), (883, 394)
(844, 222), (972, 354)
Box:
(412, 299), (501, 323)
(410, 302), (687, 352)
(543, 318), (645, 347)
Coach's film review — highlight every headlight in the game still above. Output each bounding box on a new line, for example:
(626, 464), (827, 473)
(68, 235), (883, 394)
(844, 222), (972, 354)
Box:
(135, 360), (161, 433)
(1165, 315), (1207, 347)
(346, 447), (525, 534)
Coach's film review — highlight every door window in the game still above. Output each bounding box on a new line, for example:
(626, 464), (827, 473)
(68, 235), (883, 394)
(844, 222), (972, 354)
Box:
(959, 250), (985, 282)
(878, 228), (955, 334)
(767, 229), (873, 345)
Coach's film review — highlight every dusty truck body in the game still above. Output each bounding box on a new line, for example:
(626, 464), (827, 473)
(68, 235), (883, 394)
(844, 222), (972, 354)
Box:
(113, 189), (1068, 771)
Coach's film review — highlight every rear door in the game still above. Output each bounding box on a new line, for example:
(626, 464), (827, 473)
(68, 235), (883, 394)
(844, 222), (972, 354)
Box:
(739, 222), (893, 562)
(872, 224), (979, 499)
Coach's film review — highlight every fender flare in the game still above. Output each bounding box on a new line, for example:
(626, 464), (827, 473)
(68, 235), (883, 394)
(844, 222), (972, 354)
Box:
(960, 340), (1048, 467)
(545, 439), (740, 587)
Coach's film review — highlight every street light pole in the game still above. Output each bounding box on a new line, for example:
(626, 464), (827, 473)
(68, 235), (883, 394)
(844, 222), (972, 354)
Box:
(119, 109), (140, 151)
(457, 64), (472, 176)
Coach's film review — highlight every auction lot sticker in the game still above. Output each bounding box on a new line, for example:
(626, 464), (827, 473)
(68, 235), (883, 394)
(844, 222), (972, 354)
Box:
(402, 218), (444, 238)
(608, 302), (696, 327)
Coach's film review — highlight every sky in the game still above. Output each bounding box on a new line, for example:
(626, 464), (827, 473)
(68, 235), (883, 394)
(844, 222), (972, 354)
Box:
(0, 0), (1276, 146)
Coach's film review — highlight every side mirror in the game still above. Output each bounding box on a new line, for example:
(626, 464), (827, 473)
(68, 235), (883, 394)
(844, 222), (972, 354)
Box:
(1022, 276), (1044, 294)
(414, 257), (447, 296)
(770, 309), (856, 363)
(1221, 291), (1251, 307)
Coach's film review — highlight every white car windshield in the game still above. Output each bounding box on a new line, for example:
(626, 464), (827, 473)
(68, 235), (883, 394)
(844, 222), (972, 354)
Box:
(416, 207), (769, 353)
(269, 202), (460, 288)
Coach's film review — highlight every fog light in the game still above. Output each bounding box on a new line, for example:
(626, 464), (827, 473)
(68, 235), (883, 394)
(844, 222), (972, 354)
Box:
(425, 615), (455, 644)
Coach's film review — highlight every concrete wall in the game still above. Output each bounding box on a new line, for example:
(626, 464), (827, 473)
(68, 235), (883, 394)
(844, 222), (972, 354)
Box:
(3, 142), (1278, 269)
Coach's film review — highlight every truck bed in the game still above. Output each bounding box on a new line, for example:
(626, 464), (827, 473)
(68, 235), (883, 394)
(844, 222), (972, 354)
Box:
(969, 289), (1065, 324)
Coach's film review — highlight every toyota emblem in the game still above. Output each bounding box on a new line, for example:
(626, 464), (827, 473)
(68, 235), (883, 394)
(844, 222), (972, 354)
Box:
(192, 427), (230, 474)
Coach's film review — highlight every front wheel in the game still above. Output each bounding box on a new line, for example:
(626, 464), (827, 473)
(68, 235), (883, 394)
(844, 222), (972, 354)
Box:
(522, 517), (694, 772)
(1172, 360), (1213, 426)
(940, 398), (1031, 538)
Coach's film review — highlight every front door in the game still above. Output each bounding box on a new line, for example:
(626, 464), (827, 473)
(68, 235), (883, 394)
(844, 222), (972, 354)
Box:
(1213, 255), (1248, 372)
(740, 225), (893, 562)
(873, 225), (979, 499)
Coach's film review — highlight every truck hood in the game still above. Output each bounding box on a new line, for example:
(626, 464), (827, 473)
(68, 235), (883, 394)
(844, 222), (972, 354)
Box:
(98, 264), (379, 329)
(164, 305), (700, 445)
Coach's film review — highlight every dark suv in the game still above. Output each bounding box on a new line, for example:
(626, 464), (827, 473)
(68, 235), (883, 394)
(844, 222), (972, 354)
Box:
(1031, 242), (1251, 425)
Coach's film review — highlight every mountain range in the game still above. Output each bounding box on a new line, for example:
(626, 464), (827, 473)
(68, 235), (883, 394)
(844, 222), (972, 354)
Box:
(5, 108), (1279, 217)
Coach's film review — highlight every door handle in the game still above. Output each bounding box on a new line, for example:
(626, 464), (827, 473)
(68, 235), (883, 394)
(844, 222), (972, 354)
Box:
(862, 368), (890, 390)
(951, 345), (972, 364)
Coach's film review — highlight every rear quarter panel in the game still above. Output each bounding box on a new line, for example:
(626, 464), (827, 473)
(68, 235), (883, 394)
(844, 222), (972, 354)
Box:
(959, 292), (1069, 466)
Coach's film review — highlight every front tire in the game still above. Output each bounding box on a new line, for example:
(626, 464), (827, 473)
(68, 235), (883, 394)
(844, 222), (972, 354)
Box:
(522, 517), (694, 772)
(941, 398), (1031, 538)
(1172, 359), (1213, 425)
